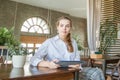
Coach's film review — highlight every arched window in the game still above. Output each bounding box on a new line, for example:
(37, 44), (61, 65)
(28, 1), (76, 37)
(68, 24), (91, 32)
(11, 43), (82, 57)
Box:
(20, 17), (50, 55)
(21, 17), (50, 34)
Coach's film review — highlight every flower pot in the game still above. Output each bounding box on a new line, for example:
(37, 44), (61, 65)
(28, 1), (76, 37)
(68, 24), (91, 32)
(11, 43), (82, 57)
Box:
(12, 55), (26, 68)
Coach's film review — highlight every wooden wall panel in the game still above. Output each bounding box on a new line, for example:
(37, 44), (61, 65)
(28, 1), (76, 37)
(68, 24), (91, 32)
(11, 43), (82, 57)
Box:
(20, 36), (46, 43)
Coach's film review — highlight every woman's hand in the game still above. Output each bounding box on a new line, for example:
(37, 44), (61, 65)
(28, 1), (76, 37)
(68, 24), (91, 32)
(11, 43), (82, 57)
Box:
(38, 59), (60, 69)
(68, 64), (80, 69)
(48, 59), (60, 69)
(48, 61), (60, 69)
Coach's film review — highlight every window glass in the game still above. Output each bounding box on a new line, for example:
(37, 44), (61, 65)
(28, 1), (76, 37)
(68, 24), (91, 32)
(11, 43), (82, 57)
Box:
(21, 17), (50, 34)
(36, 44), (41, 47)
(28, 43), (34, 47)
(21, 43), (26, 47)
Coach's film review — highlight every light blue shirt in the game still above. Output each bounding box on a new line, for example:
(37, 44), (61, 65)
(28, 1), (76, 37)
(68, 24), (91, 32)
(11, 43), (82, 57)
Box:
(30, 35), (80, 66)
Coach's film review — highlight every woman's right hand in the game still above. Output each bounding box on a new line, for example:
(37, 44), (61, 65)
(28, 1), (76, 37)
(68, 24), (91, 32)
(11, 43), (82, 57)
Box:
(38, 60), (60, 69)
(48, 61), (60, 69)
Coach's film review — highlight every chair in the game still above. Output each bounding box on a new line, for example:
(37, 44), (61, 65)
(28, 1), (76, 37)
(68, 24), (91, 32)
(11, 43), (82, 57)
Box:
(0, 56), (4, 64)
(0, 46), (8, 64)
(90, 58), (103, 69)
(80, 48), (91, 67)
(81, 57), (91, 67)
(106, 60), (120, 80)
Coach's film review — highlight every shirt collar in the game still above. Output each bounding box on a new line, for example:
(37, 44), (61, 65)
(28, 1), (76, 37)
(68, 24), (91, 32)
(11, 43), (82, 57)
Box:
(54, 35), (60, 41)
(53, 35), (74, 42)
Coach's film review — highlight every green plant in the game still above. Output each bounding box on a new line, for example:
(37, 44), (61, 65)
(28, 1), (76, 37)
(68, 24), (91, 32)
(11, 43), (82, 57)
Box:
(7, 37), (29, 56)
(8, 44), (29, 57)
(0, 27), (29, 56)
(99, 18), (117, 53)
(0, 27), (15, 45)
(72, 34), (84, 50)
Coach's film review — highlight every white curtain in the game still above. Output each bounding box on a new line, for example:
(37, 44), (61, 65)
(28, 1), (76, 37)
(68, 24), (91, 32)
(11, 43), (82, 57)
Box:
(87, 0), (101, 53)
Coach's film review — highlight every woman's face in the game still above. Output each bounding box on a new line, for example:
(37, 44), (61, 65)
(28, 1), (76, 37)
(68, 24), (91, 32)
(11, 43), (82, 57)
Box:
(57, 19), (71, 37)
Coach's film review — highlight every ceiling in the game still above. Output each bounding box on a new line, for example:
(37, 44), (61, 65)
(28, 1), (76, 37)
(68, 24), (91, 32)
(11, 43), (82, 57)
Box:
(11, 0), (87, 18)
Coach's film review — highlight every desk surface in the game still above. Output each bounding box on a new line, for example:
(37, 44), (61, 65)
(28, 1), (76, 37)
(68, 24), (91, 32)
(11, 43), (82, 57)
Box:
(90, 56), (120, 76)
(91, 55), (120, 60)
(0, 62), (80, 80)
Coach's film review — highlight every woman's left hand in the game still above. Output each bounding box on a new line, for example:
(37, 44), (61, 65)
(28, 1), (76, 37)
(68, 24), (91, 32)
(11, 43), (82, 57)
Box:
(68, 64), (80, 69)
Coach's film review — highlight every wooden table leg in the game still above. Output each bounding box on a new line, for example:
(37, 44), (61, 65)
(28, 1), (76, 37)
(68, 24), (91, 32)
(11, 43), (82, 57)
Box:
(74, 71), (79, 80)
(102, 60), (106, 76)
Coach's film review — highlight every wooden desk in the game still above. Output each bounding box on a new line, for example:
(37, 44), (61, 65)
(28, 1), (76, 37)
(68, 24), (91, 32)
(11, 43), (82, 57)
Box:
(0, 63), (80, 80)
(90, 56), (120, 76)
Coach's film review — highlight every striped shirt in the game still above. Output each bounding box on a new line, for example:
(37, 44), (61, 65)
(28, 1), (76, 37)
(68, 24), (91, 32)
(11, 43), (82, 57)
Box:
(30, 35), (80, 66)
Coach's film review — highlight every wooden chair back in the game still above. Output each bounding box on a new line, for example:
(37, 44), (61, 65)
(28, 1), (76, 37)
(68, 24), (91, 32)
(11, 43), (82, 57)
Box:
(0, 46), (8, 64)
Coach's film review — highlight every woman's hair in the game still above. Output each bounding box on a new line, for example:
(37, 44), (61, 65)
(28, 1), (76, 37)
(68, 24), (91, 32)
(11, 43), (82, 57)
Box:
(56, 16), (72, 27)
(56, 16), (74, 52)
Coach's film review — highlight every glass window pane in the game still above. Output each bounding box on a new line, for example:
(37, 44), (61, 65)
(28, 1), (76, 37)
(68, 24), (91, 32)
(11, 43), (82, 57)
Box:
(34, 26), (40, 33)
(40, 21), (45, 27)
(29, 27), (35, 33)
(32, 17), (37, 24)
(21, 43), (26, 47)
(21, 26), (28, 32)
(36, 44), (41, 47)
(42, 25), (48, 30)
(37, 18), (42, 25)
(28, 49), (33, 53)
(21, 17), (50, 34)
(23, 21), (30, 28)
(27, 18), (33, 25)
(28, 43), (34, 47)
(44, 30), (49, 34)
(35, 49), (38, 52)
(37, 28), (43, 33)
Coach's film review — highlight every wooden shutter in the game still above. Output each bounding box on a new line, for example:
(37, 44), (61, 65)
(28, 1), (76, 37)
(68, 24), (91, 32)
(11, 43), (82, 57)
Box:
(101, 0), (120, 22)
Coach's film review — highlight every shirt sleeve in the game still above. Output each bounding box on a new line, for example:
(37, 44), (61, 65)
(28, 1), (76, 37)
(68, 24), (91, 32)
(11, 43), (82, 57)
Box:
(30, 39), (50, 66)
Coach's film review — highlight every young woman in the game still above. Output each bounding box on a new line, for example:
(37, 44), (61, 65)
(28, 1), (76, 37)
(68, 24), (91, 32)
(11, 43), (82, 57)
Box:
(30, 16), (105, 80)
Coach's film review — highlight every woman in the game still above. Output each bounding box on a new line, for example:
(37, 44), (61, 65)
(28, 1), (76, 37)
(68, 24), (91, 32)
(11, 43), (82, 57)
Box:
(30, 16), (105, 80)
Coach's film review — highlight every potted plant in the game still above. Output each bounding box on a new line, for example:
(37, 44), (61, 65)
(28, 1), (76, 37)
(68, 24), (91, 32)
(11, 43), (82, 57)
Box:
(99, 18), (117, 54)
(8, 42), (29, 68)
(0, 27), (16, 63)
(0, 27), (29, 67)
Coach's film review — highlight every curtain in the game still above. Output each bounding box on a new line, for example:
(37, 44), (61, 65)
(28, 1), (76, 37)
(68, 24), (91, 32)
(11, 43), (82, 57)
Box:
(87, 0), (101, 53)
